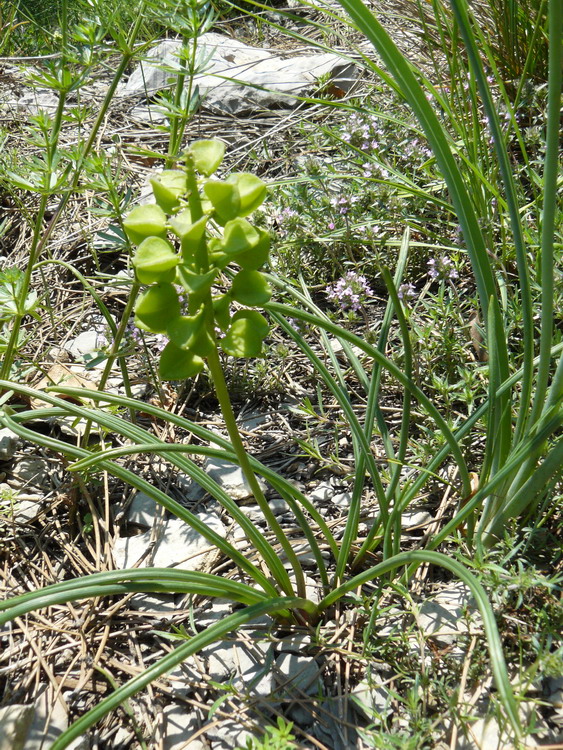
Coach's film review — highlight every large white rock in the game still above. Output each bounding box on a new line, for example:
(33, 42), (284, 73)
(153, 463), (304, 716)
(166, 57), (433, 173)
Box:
(351, 679), (392, 725)
(118, 33), (356, 115)
(274, 653), (321, 695)
(113, 512), (226, 572)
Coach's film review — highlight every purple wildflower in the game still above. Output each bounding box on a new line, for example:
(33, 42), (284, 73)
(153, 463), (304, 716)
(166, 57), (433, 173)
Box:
(398, 282), (416, 301)
(327, 271), (373, 312)
(330, 195), (357, 216)
(427, 255), (459, 281)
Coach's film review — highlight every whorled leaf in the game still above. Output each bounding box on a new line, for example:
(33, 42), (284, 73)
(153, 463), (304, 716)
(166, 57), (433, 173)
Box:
(159, 341), (205, 380)
(189, 139), (226, 177)
(226, 173), (267, 216)
(231, 270), (272, 307)
(132, 236), (179, 284)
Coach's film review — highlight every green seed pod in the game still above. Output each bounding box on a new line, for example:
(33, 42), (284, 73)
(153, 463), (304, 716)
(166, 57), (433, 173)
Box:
(167, 313), (214, 356)
(231, 270), (271, 306)
(221, 218), (260, 256)
(132, 236), (179, 284)
(134, 283), (181, 333)
(150, 170), (187, 213)
(159, 342), (204, 380)
(220, 310), (269, 357)
(169, 211), (208, 265)
(123, 204), (167, 245)
(236, 228), (270, 270)
(213, 294), (231, 332)
(203, 180), (241, 224)
(225, 173), (266, 216)
(189, 139), (225, 176)
(176, 266), (218, 296)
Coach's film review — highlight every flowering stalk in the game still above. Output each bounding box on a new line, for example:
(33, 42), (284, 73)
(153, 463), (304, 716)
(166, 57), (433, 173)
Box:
(123, 140), (306, 599)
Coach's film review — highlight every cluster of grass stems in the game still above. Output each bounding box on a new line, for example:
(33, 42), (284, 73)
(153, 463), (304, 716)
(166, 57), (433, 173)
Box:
(0, 0), (561, 746)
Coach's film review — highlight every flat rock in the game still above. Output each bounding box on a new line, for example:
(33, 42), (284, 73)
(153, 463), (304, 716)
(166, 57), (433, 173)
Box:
(204, 456), (254, 501)
(351, 679), (392, 724)
(130, 103), (168, 124)
(162, 704), (204, 750)
(113, 512), (226, 572)
(204, 717), (253, 749)
(417, 583), (478, 646)
(274, 653), (321, 696)
(118, 33), (356, 115)
(66, 330), (108, 360)
(23, 684), (88, 750)
(16, 89), (59, 115)
(205, 638), (275, 698)
(309, 482), (334, 502)
(280, 541), (329, 567)
(454, 715), (523, 750)
(14, 497), (43, 522)
(0, 704), (35, 750)
(401, 510), (432, 529)
(8, 456), (51, 492)
(238, 498), (291, 523)
(126, 491), (162, 528)
(128, 593), (179, 618)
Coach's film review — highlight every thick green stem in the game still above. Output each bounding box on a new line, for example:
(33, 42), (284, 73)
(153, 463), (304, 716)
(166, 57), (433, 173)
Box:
(181, 153), (305, 598)
(204, 346), (305, 599)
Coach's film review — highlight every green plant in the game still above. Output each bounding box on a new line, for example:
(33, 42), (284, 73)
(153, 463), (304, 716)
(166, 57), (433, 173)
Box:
(240, 716), (297, 750)
(0, 137), (522, 743)
(0, 0), (561, 746)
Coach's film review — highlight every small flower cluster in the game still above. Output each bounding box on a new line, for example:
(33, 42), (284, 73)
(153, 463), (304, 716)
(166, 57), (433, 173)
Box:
(362, 162), (390, 180)
(327, 271), (373, 312)
(330, 195), (358, 216)
(273, 206), (299, 237)
(398, 282), (416, 301)
(340, 112), (384, 153)
(427, 254), (459, 281)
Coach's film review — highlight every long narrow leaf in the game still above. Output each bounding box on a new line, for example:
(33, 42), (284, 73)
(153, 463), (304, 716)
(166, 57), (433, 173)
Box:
(317, 548), (520, 736)
(50, 597), (315, 750)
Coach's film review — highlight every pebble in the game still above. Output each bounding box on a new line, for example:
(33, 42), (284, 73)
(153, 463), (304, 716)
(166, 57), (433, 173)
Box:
(0, 428), (17, 461)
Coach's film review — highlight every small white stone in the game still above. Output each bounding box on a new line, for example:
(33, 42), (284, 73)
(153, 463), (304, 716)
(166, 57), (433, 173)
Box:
(274, 653), (321, 695)
(0, 428), (17, 461)
(204, 718), (252, 750)
(417, 583), (478, 647)
(351, 680), (392, 724)
(309, 482), (333, 502)
(205, 456), (258, 501)
(162, 704), (204, 750)
(401, 510), (432, 529)
(128, 593), (178, 618)
(8, 457), (51, 492)
(66, 330), (108, 359)
(112, 513), (226, 572)
(454, 715), (521, 749)
(126, 491), (162, 528)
